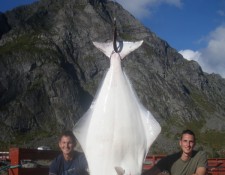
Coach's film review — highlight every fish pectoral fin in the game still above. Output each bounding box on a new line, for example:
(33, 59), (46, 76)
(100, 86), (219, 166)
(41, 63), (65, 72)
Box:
(115, 166), (125, 175)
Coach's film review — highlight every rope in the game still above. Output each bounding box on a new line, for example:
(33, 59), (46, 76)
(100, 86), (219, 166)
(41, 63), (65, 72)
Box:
(0, 164), (21, 172)
(113, 18), (118, 53)
(112, 0), (119, 53)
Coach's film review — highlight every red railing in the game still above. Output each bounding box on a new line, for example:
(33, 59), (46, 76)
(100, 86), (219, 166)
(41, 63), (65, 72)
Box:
(1, 148), (225, 175)
(143, 155), (166, 170)
(207, 158), (225, 175)
(8, 148), (59, 175)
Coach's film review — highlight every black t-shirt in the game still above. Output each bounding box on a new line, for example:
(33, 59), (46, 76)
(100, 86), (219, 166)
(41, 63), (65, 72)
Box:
(49, 151), (88, 175)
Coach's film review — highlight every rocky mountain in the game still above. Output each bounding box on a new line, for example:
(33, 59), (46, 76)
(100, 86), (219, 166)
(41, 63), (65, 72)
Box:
(0, 0), (225, 157)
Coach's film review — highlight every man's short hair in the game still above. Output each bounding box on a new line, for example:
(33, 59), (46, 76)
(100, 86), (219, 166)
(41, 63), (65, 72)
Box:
(59, 130), (76, 143)
(181, 129), (195, 141)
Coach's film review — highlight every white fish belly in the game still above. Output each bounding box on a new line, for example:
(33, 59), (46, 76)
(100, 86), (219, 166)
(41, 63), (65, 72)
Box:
(74, 57), (161, 175)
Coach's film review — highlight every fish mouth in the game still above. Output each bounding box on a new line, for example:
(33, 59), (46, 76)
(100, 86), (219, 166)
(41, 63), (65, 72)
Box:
(115, 167), (125, 175)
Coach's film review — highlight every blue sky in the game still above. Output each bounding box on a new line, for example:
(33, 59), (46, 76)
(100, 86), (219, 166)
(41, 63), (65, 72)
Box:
(0, 0), (38, 12)
(116, 0), (225, 78)
(1, 0), (225, 78)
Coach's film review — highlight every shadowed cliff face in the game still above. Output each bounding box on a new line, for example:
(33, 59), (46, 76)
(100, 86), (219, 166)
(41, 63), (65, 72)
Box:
(0, 0), (225, 156)
(0, 13), (11, 39)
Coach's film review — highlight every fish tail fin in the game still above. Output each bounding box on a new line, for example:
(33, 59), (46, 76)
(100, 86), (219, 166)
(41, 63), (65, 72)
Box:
(93, 40), (143, 59)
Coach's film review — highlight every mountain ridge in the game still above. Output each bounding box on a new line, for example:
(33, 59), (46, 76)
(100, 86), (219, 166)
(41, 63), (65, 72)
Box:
(0, 0), (224, 157)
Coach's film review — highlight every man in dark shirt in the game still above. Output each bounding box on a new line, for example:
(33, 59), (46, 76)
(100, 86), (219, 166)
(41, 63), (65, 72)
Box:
(49, 130), (88, 175)
(142, 129), (207, 175)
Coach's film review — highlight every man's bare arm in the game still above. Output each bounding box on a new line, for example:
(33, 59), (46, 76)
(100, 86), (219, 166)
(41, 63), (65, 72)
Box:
(192, 167), (207, 175)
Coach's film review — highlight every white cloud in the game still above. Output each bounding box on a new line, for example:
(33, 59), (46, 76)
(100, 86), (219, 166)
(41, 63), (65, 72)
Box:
(164, 0), (182, 7)
(179, 25), (225, 78)
(217, 10), (225, 17)
(179, 50), (201, 61)
(114, 0), (182, 19)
